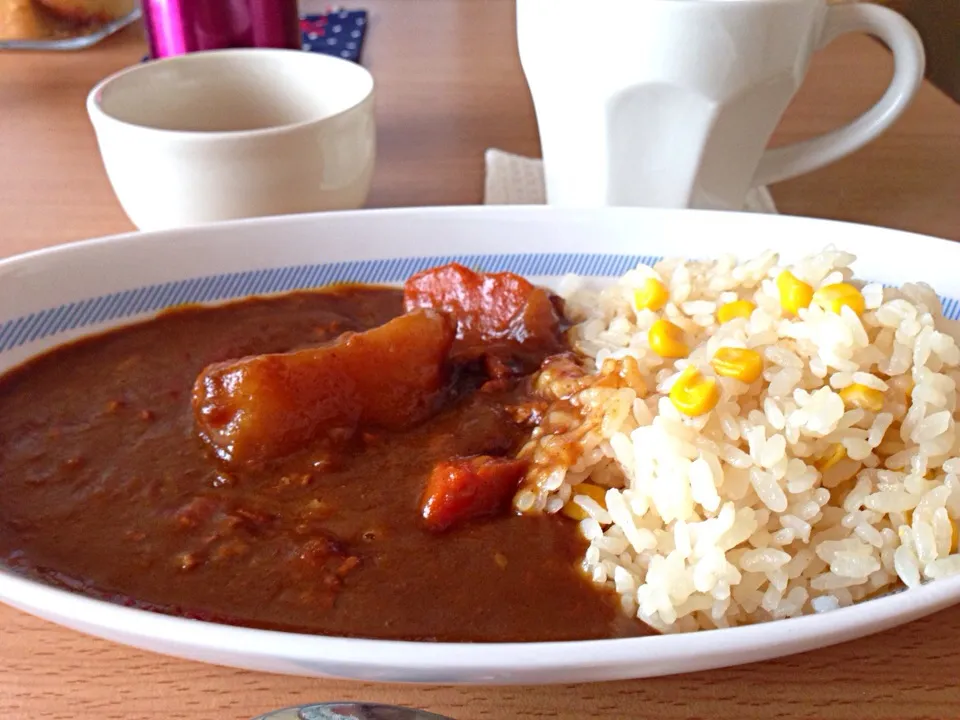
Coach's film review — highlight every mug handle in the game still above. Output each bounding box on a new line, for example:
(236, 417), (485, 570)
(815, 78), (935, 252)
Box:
(751, 3), (925, 188)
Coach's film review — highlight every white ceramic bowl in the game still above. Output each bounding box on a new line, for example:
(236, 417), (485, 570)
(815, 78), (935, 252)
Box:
(2, 207), (960, 684)
(86, 49), (376, 231)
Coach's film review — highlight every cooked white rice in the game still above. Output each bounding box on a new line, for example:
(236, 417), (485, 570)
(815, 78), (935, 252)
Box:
(515, 247), (960, 632)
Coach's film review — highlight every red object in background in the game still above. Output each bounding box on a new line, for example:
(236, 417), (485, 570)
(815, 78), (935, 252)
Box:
(142, 0), (301, 59)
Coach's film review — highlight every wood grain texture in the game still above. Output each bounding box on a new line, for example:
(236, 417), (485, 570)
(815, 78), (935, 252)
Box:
(1, 1), (960, 718)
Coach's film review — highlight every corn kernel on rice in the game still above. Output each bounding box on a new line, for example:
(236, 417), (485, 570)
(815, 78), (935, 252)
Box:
(514, 247), (960, 632)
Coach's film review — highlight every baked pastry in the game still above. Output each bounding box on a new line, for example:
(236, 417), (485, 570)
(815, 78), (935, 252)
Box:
(36, 0), (134, 23)
(0, 0), (46, 39)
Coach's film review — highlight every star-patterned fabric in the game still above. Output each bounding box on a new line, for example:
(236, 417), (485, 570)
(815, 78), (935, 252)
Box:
(300, 9), (367, 62)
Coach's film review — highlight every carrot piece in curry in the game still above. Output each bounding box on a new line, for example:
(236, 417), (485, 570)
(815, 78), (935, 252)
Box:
(403, 263), (562, 353)
(421, 455), (527, 532)
(192, 309), (454, 466)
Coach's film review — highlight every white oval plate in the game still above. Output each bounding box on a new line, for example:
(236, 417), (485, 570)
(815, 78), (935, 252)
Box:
(2, 206), (960, 684)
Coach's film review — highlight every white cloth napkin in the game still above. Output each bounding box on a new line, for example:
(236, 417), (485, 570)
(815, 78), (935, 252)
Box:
(483, 148), (778, 213)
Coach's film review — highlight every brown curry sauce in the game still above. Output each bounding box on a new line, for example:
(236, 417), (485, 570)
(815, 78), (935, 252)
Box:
(0, 285), (651, 642)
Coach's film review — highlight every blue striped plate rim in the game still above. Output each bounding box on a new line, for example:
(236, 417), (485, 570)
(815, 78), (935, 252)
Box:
(2, 252), (959, 355)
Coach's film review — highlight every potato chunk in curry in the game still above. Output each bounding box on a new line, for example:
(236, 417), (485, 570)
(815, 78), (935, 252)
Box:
(193, 309), (454, 466)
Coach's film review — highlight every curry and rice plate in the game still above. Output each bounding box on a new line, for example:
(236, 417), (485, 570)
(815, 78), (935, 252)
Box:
(2, 246), (960, 640)
(516, 247), (960, 632)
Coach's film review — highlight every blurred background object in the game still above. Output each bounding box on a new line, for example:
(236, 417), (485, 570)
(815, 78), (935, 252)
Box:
(0, 0), (953, 101)
(0, 0), (138, 48)
(37, 0), (133, 23)
(829, 0), (957, 102)
(0, 0), (46, 40)
(141, 0), (299, 59)
(886, 0), (958, 101)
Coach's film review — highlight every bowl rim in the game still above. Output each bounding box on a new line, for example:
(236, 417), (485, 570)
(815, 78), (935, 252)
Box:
(85, 48), (376, 142)
(4, 559), (960, 670)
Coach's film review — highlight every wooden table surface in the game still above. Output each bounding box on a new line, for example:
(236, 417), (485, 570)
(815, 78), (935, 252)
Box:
(2, 1), (960, 718)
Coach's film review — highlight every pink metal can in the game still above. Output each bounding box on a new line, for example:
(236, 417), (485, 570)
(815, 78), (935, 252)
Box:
(142, 0), (301, 59)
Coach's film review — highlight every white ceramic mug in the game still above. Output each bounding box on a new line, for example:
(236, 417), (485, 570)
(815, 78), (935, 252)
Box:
(87, 49), (375, 231)
(517, 0), (925, 211)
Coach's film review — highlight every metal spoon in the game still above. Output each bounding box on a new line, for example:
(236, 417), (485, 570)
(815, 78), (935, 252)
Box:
(253, 702), (455, 720)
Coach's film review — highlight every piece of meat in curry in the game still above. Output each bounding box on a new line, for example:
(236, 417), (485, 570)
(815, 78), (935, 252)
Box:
(0, 263), (653, 641)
